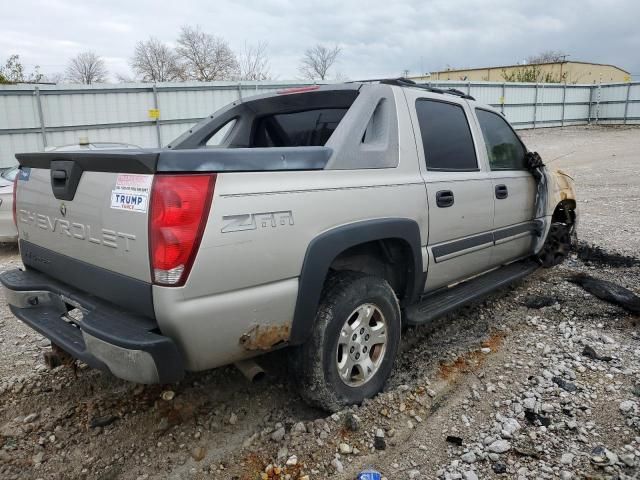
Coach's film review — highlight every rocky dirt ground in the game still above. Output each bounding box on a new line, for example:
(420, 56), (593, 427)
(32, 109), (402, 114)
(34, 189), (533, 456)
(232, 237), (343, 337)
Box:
(0, 125), (639, 480)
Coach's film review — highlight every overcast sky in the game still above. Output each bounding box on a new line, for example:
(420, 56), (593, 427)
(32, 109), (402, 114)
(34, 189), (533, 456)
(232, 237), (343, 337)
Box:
(1, 0), (639, 82)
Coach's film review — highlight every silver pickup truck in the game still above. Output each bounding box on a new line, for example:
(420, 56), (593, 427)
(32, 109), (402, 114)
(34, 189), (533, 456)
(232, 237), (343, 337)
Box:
(1, 79), (576, 411)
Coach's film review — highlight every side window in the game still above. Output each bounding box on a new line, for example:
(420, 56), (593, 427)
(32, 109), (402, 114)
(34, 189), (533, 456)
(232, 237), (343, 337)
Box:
(475, 109), (526, 170)
(415, 99), (478, 171)
(206, 119), (236, 147)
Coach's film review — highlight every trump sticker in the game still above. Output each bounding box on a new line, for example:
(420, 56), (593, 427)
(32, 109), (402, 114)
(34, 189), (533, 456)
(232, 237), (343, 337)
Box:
(110, 174), (152, 213)
(111, 190), (148, 212)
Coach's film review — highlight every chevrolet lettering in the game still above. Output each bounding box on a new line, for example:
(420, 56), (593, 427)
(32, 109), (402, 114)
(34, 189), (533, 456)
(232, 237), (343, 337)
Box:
(19, 209), (136, 251)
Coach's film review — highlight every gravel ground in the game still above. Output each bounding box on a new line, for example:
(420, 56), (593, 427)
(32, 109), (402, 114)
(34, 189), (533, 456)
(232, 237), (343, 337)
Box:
(0, 126), (639, 480)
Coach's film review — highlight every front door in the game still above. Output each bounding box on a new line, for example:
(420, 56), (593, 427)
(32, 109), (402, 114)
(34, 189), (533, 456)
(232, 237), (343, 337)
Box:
(408, 93), (494, 291)
(474, 108), (537, 266)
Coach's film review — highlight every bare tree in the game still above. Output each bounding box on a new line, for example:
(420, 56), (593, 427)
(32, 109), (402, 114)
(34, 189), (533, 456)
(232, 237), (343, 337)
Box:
(0, 54), (44, 84)
(130, 38), (184, 82)
(176, 26), (238, 81)
(526, 50), (568, 64)
(65, 51), (108, 84)
(298, 44), (341, 81)
(237, 41), (271, 81)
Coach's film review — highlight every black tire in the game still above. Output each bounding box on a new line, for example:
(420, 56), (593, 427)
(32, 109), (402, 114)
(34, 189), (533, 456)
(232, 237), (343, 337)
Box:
(291, 271), (401, 412)
(537, 222), (572, 268)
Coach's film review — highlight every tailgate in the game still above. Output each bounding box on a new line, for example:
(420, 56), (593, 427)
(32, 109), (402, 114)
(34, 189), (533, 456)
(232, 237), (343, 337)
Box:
(15, 152), (156, 284)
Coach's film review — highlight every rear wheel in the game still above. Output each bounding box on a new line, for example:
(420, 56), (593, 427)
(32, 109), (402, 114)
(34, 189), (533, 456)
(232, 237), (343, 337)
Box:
(291, 271), (401, 412)
(537, 222), (572, 267)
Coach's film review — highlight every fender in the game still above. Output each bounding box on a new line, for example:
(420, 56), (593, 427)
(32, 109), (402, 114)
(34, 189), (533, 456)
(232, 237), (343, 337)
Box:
(289, 218), (424, 345)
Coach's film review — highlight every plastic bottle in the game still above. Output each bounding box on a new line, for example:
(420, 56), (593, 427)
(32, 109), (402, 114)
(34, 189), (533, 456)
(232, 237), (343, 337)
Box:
(356, 470), (382, 480)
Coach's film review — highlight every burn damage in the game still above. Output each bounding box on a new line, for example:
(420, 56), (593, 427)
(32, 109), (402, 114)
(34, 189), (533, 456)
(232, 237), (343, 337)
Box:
(239, 324), (291, 351)
(568, 273), (640, 314)
(552, 169), (576, 202)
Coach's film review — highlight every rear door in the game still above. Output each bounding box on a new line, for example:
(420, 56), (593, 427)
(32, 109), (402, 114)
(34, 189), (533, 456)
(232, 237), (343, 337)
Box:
(473, 108), (537, 266)
(406, 91), (494, 291)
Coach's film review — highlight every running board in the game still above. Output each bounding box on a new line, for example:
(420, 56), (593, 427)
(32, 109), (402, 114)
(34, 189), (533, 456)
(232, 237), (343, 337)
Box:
(404, 259), (539, 326)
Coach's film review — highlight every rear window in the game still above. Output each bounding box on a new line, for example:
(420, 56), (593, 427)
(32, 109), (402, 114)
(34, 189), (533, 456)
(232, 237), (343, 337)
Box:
(253, 108), (348, 147)
(169, 89), (359, 150)
(206, 119), (237, 147)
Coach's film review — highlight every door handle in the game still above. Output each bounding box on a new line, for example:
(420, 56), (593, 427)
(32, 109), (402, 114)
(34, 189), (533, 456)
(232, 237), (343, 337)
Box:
(495, 184), (508, 199)
(436, 190), (454, 208)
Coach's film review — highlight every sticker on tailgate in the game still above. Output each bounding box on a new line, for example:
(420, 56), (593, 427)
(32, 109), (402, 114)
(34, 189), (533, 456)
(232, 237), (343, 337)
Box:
(110, 174), (152, 213)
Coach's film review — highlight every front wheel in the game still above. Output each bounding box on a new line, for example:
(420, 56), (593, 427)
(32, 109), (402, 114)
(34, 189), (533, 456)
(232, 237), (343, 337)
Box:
(291, 271), (401, 412)
(536, 222), (572, 267)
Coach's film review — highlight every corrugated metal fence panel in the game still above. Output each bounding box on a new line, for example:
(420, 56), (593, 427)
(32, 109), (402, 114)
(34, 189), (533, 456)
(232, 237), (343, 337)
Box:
(470, 85), (503, 106)
(504, 85), (536, 104)
(159, 88), (239, 121)
(564, 103), (590, 120)
(625, 101), (640, 120)
(0, 93), (39, 130)
(42, 90), (155, 127)
(504, 105), (535, 126)
(1, 80), (639, 166)
(0, 133), (42, 164)
(160, 122), (197, 145)
(600, 84), (628, 101)
(564, 87), (591, 103)
(46, 126), (159, 149)
(598, 102), (626, 120)
(537, 85), (565, 104)
(537, 104), (564, 124)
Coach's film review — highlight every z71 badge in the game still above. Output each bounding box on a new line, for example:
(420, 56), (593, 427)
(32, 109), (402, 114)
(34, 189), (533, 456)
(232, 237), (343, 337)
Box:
(221, 211), (294, 233)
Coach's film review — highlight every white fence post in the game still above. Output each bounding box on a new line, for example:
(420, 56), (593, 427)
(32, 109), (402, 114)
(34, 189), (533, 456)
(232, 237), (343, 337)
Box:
(152, 84), (161, 147)
(595, 82), (602, 125)
(561, 84), (566, 127)
(587, 85), (594, 124)
(623, 83), (631, 125)
(533, 84), (538, 129)
(34, 87), (48, 148)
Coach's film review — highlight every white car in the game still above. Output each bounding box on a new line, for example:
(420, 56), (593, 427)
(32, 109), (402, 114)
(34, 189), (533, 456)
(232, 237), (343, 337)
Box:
(0, 166), (18, 242)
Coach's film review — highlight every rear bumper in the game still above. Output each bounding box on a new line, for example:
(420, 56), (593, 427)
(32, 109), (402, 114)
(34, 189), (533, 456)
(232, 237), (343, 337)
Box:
(0, 268), (184, 384)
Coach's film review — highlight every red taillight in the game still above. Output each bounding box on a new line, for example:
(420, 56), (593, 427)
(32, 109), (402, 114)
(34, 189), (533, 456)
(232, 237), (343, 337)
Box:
(12, 172), (18, 227)
(149, 174), (216, 286)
